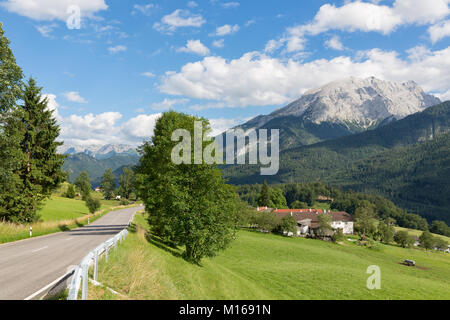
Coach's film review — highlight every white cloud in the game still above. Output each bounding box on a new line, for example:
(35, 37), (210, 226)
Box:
(213, 24), (239, 36)
(108, 45), (127, 54)
(60, 112), (123, 145)
(152, 98), (189, 110)
(1, 0), (108, 21)
(160, 47), (450, 108)
(221, 2), (240, 9)
(43, 94), (62, 121)
(187, 1), (198, 8)
(177, 39), (210, 56)
(429, 19), (450, 43)
(36, 23), (58, 37)
(213, 39), (225, 48)
(132, 3), (156, 15)
(63, 91), (87, 103)
(268, 0), (450, 53)
(325, 35), (346, 51)
(120, 113), (162, 142)
(245, 19), (256, 27)
(141, 72), (156, 78)
(153, 9), (205, 33)
(59, 111), (163, 145)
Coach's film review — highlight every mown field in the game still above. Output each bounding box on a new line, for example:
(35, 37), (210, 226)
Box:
(90, 212), (450, 300)
(395, 227), (450, 243)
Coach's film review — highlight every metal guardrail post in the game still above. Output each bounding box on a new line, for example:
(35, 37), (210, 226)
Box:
(66, 225), (132, 300)
(93, 250), (98, 282)
(81, 263), (88, 300)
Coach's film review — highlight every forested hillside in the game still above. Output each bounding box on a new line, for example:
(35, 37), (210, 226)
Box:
(223, 101), (450, 223)
(63, 153), (139, 187)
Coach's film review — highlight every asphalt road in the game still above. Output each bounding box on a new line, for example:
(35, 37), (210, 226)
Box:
(0, 206), (142, 300)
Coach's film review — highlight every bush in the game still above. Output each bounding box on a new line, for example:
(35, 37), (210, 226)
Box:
(120, 199), (130, 206)
(394, 230), (415, 248)
(276, 215), (298, 235)
(255, 211), (279, 233)
(434, 237), (449, 251)
(85, 197), (101, 214)
(64, 184), (76, 199)
(332, 229), (345, 243)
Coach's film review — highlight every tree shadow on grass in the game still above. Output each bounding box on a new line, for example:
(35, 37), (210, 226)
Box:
(58, 224), (70, 232)
(144, 231), (184, 259)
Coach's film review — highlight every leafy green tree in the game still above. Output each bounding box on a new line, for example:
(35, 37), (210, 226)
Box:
(316, 213), (333, 238)
(101, 168), (116, 200)
(269, 187), (287, 209)
(255, 211), (279, 233)
(419, 231), (435, 251)
(290, 200), (308, 209)
(332, 228), (345, 243)
(394, 231), (415, 248)
(354, 201), (378, 237)
(118, 167), (135, 199)
(135, 111), (240, 264)
(434, 237), (449, 251)
(376, 221), (395, 244)
(0, 23), (24, 221)
(0, 23), (23, 113)
(85, 196), (101, 214)
(430, 220), (450, 237)
(1, 78), (65, 222)
(65, 184), (76, 199)
(257, 181), (270, 207)
(74, 171), (91, 199)
(277, 215), (298, 234)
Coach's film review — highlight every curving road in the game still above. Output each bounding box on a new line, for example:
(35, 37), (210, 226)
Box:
(0, 206), (141, 300)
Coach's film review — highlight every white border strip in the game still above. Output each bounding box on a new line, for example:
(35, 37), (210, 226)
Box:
(24, 270), (74, 300)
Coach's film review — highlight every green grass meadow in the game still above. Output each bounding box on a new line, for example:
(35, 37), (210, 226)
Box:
(0, 192), (130, 244)
(91, 212), (450, 300)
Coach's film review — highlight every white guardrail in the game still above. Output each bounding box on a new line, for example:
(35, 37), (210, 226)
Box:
(67, 225), (130, 300)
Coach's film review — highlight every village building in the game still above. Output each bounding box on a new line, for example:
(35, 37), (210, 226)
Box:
(273, 209), (354, 236)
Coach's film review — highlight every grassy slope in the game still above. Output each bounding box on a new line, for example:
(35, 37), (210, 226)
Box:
(395, 227), (450, 243)
(92, 213), (450, 300)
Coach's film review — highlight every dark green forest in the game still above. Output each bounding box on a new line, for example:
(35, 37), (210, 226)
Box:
(224, 102), (450, 224)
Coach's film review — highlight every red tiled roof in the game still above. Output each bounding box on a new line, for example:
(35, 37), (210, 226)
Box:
(273, 209), (323, 214)
(274, 211), (353, 224)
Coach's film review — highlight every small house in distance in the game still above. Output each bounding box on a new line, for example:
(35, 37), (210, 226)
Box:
(273, 209), (354, 236)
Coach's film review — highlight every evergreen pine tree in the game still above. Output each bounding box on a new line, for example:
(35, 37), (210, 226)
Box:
(3, 78), (66, 222)
(257, 181), (270, 207)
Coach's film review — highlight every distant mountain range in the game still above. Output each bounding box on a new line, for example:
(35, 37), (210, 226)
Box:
(60, 145), (139, 187)
(59, 77), (449, 223)
(58, 144), (138, 159)
(223, 101), (450, 223)
(234, 77), (440, 150)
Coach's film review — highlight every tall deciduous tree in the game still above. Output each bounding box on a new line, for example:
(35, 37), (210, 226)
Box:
(100, 168), (116, 200)
(2, 78), (65, 222)
(118, 167), (135, 199)
(354, 201), (378, 237)
(0, 23), (24, 220)
(419, 231), (435, 251)
(74, 171), (91, 199)
(135, 111), (239, 264)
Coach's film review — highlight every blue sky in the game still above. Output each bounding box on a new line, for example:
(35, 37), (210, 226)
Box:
(1, 0), (449, 145)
